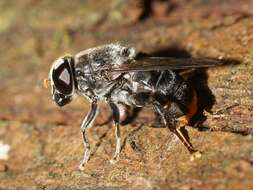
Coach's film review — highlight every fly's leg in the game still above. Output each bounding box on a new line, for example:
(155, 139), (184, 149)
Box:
(80, 130), (91, 170)
(109, 102), (121, 164)
(153, 102), (198, 154)
(79, 101), (98, 170)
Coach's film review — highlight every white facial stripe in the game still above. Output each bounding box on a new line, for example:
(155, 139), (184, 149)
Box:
(59, 69), (70, 85)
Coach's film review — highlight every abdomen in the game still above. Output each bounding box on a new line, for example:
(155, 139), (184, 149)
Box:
(155, 70), (196, 115)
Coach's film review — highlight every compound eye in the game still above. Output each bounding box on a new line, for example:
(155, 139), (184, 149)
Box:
(52, 58), (73, 95)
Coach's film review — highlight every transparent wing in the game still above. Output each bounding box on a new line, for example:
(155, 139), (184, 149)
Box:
(105, 57), (223, 73)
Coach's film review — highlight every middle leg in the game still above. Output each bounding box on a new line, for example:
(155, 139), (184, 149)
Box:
(109, 102), (121, 163)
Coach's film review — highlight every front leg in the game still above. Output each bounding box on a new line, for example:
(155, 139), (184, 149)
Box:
(109, 102), (121, 164)
(79, 100), (98, 170)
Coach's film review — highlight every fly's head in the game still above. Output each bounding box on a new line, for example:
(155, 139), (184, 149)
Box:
(44, 55), (76, 107)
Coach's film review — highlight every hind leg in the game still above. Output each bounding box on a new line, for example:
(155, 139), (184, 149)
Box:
(153, 101), (197, 154)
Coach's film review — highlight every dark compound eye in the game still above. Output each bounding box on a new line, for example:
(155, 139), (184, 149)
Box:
(52, 58), (74, 95)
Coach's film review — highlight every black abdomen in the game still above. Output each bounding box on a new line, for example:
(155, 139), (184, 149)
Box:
(130, 70), (194, 113)
(155, 70), (194, 113)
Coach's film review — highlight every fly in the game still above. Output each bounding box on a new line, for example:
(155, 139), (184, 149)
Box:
(44, 43), (223, 170)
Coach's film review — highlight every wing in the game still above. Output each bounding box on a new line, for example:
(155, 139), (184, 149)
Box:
(106, 56), (223, 73)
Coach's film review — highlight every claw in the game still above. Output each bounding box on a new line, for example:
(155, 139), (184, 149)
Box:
(79, 163), (86, 171)
(110, 154), (120, 164)
(190, 151), (202, 161)
(79, 156), (89, 171)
